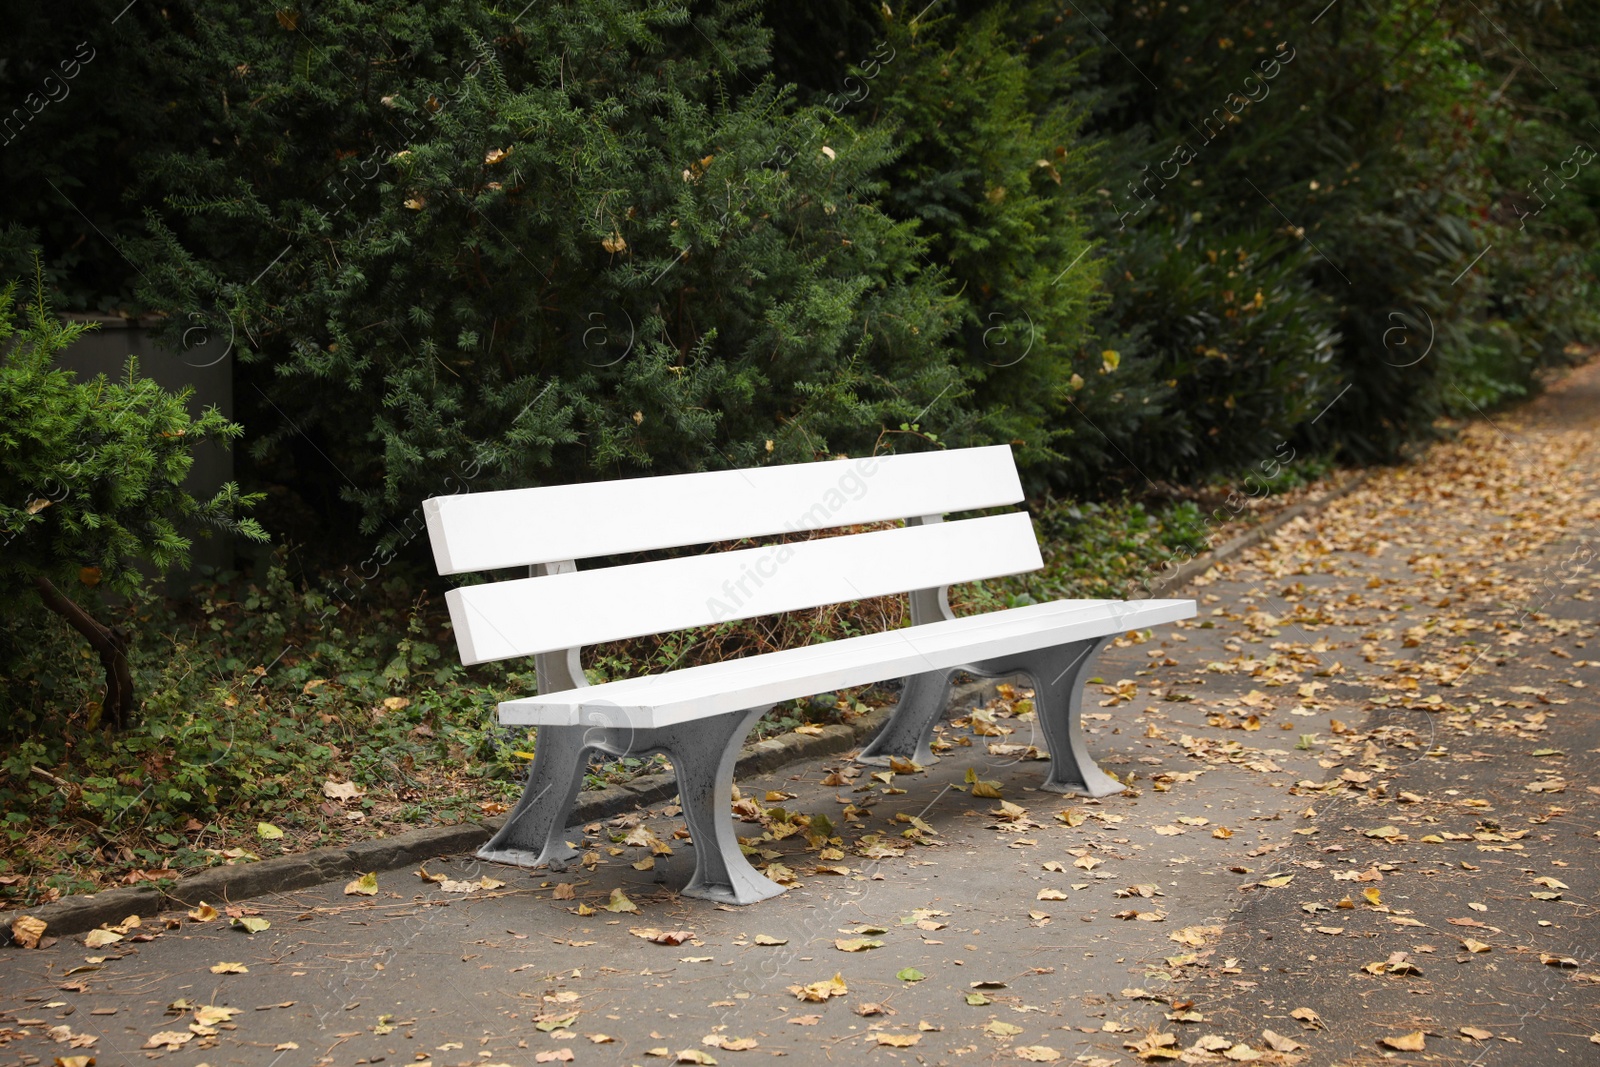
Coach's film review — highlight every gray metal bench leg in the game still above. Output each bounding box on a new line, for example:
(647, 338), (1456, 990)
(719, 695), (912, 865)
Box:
(856, 668), (957, 767)
(970, 635), (1123, 798)
(653, 705), (786, 906)
(477, 723), (589, 869)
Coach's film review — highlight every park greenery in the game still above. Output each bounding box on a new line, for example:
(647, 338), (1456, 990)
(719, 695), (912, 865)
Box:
(0, 0), (1595, 903)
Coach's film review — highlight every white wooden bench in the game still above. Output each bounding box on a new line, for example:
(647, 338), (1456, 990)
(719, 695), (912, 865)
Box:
(424, 445), (1194, 905)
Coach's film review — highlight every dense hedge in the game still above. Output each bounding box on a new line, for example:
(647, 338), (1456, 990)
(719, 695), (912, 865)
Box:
(2, 0), (1596, 549)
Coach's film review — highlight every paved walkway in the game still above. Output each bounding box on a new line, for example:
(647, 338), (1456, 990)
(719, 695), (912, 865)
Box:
(4, 364), (1599, 1067)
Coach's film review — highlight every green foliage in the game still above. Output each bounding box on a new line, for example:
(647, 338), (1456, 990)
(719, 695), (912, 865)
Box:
(0, 270), (264, 626)
(0, 561), (520, 902)
(123, 0), (967, 553)
(872, 3), (1106, 469)
(1073, 0), (1600, 474)
(0, 550), (881, 905)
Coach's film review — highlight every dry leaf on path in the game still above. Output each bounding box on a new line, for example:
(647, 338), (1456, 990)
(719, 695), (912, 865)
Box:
(344, 872), (379, 896)
(10, 915), (46, 948)
(789, 973), (848, 1001)
(1261, 1031), (1304, 1052)
(1290, 1007), (1323, 1030)
(1378, 1032), (1426, 1052)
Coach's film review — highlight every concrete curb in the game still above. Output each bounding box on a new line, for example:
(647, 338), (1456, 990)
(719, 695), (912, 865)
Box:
(5, 473), (1375, 945)
(2, 706), (893, 945)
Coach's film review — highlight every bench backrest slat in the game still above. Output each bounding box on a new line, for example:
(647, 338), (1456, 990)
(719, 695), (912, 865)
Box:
(424, 445), (1022, 574)
(445, 512), (1041, 664)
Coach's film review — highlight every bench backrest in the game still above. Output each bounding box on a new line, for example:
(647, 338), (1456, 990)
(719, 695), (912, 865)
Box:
(424, 445), (1040, 665)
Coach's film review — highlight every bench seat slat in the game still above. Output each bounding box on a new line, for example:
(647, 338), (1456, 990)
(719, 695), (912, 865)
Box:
(497, 598), (1196, 729)
(424, 446), (1023, 574)
(446, 512), (1042, 664)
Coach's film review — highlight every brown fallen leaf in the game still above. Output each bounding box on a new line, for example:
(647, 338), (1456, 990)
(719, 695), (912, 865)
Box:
(550, 883), (576, 900)
(83, 929), (123, 949)
(1169, 925), (1221, 948)
(630, 928), (695, 946)
(876, 1033), (919, 1047)
(605, 887), (639, 913)
(788, 973), (848, 1002)
(536, 1051), (575, 1064)
(209, 962), (248, 974)
(788, 1015), (822, 1026)
(1016, 1047), (1062, 1062)
(193, 1005), (241, 1026)
(143, 1031), (194, 1051)
(323, 778), (365, 801)
(344, 872), (379, 896)
(1460, 1026), (1493, 1040)
(1462, 938), (1492, 954)
(1290, 1007), (1323, 1030)
(1378, 1032), (1426, 1052)
(752, 934), (788, 945)
(10, 915), (46, 949)
(1261, 1030), (1304, 1052)
(187, 902), (219, 922)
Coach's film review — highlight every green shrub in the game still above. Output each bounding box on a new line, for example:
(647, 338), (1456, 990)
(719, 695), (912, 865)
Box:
(0, 267), (264, 730)
(125, 0), (967, 557)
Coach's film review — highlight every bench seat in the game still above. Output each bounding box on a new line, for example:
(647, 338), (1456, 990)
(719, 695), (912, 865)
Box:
(500, 597), (1193, 729)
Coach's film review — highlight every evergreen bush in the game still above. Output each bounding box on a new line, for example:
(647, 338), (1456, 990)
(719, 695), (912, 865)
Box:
(0, 268), (264, 730)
